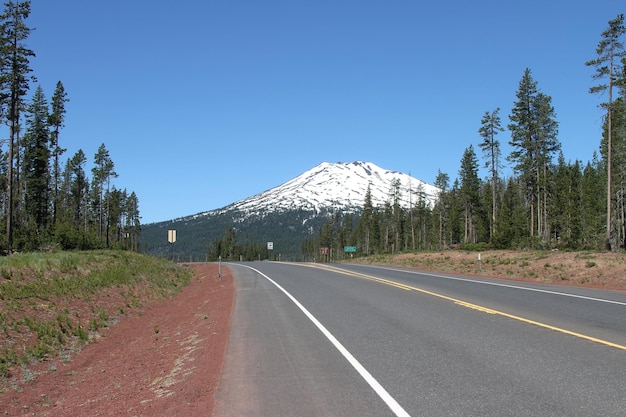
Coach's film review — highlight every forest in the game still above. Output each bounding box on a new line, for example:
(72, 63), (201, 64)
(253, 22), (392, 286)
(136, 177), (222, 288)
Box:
(0, 1), (140, 253)
(208, 14), (626, 262)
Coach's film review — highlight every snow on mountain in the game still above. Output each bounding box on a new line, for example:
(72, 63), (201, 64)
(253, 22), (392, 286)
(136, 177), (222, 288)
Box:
(215, 161), (440, 218)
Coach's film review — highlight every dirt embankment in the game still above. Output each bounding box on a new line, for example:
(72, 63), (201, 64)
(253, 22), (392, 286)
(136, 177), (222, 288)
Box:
(1, 263), (233, 417)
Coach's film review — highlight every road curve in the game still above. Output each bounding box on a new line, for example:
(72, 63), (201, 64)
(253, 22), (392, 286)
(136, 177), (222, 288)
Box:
(214, 262), (626, 416)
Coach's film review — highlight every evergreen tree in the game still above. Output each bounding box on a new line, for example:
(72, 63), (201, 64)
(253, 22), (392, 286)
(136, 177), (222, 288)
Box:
(389, 178), (403, 253)
(357, 185), (374, 255)
(22, 85), (49, 235)
(220, 227), (237, 260)
(586, 13), (626, 250)
(69, 150), (87, 227)
(508, 69), (539, 238)
(91, 143), (117, 246)
(0, 0), (35, 247)
(48, 81), (68, 224)
(478, 108), (504, 241)
(493, 177), (527, 248)
(125, 191), (140, 251)
(551, 154), (583, 248)
(412, 183), (432, 250)
(534, 91), (560, 242)
(458, 146), (481, 244)
(581, 154), (606, 248)
(433, 169), (450, 248)
(508, 69), (560, 244)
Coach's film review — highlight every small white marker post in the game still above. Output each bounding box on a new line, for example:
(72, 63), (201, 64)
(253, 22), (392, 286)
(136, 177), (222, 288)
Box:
(218, 255), (222, 280)
(478, 252), (482, 273)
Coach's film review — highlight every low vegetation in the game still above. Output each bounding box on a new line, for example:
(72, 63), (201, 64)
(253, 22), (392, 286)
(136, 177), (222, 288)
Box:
(0, 251), (192, 382)
(354, 250), (626, 289)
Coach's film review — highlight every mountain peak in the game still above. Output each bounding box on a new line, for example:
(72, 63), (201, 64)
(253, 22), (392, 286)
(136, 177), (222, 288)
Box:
(221, 161), (439, 217)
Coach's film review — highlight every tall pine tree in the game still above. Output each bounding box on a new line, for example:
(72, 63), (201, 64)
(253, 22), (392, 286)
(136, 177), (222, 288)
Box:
(49, 81), (68, 225)
(459, 145), (481, 244)
(478, 108), (504, 241)
(0, 0), (35, 247)
(22, 85), (49, 236)
(586, 13), (626, 250)
(508, 69), (560, 244)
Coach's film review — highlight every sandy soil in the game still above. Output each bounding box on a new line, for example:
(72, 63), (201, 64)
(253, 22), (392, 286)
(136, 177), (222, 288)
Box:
(0, 263), (233, 417)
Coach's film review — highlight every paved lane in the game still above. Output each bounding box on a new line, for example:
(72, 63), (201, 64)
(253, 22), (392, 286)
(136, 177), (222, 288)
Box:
(213, 264), (398, 417)
(215, 262), (626, 416)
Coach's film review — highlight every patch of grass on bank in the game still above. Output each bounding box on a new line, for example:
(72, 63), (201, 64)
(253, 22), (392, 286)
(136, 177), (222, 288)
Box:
(0, 251), (193, 380)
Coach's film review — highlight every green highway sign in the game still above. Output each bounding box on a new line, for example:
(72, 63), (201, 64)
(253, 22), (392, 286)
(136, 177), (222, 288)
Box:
(344, 246), (357, 252)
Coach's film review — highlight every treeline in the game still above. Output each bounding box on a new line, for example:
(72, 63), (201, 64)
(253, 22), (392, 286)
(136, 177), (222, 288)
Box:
(207, 227), (272, 261)
(0, 2), (140, 252)
(303, 14), (626, 260)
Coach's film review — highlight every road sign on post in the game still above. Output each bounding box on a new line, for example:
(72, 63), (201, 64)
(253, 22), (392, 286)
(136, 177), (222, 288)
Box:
(167, 230), (176, 261)
(344, 246), (357, 252)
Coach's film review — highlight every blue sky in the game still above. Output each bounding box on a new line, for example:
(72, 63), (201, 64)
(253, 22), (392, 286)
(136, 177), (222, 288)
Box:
(22, 0), (624, 224)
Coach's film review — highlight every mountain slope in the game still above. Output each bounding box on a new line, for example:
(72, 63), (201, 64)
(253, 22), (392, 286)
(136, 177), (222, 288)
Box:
(140, 161), (439, 260)
(216, 161), (439, 217)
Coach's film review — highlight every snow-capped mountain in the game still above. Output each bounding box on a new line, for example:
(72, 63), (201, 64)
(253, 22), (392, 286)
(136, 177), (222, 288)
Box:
(141, 161), (441, 260)
(218, 161), (440, 217)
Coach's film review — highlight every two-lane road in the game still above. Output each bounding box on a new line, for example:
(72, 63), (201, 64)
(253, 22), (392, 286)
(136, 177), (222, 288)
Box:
(214, 262), (626, 416)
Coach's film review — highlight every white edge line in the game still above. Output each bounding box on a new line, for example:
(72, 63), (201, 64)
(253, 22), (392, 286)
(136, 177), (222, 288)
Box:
(233, 263), (410, 417)
(359, 265), (626, 306)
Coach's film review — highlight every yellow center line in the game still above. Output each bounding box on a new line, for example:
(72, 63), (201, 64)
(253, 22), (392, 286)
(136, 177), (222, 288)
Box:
(299, 263), (626, 351)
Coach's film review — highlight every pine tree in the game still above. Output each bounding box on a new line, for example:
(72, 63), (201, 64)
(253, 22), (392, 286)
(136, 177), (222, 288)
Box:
(508, 69), (560, 244)
(22, 85), (49, 234)
(121, 189), (134, 250)
(459, 145), (481, 244)
(586, 13), (626, 250)
(508, 69), (539, 238)
(493, 177), (527, 248)
(68, 150), (87, 229)
(0, 0), (35, 247)
(389, 178), (403, 253)
(48, 81), (68, 225)
(551, 154), (583, 248)
(91, 143), (117, 246)
(433, 169), (450, 248)
(534, 91), (560, 242)
(358, 185), (373, 254)
(581, 154), (606, 248)
(478, 108), (504, 241)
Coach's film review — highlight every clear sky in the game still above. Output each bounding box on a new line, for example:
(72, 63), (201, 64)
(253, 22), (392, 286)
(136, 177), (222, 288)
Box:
(21, 0), (624, 224)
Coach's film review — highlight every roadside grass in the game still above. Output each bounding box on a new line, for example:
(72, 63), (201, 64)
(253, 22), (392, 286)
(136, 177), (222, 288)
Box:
(0, 250), (192, 383)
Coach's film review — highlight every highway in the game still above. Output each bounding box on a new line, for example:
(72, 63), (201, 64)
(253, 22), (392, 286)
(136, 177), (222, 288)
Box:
(213, 262), (626, 416)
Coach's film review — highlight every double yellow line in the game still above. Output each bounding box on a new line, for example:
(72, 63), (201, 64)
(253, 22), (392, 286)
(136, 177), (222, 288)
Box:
(302, 263), (626, 351)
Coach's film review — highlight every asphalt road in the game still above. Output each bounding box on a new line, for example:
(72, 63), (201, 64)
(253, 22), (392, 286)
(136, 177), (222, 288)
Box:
(214, 262), (626, 417)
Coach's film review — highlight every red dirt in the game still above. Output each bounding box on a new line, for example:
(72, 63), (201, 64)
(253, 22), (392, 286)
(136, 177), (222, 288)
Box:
(0, 263), (234, 417)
